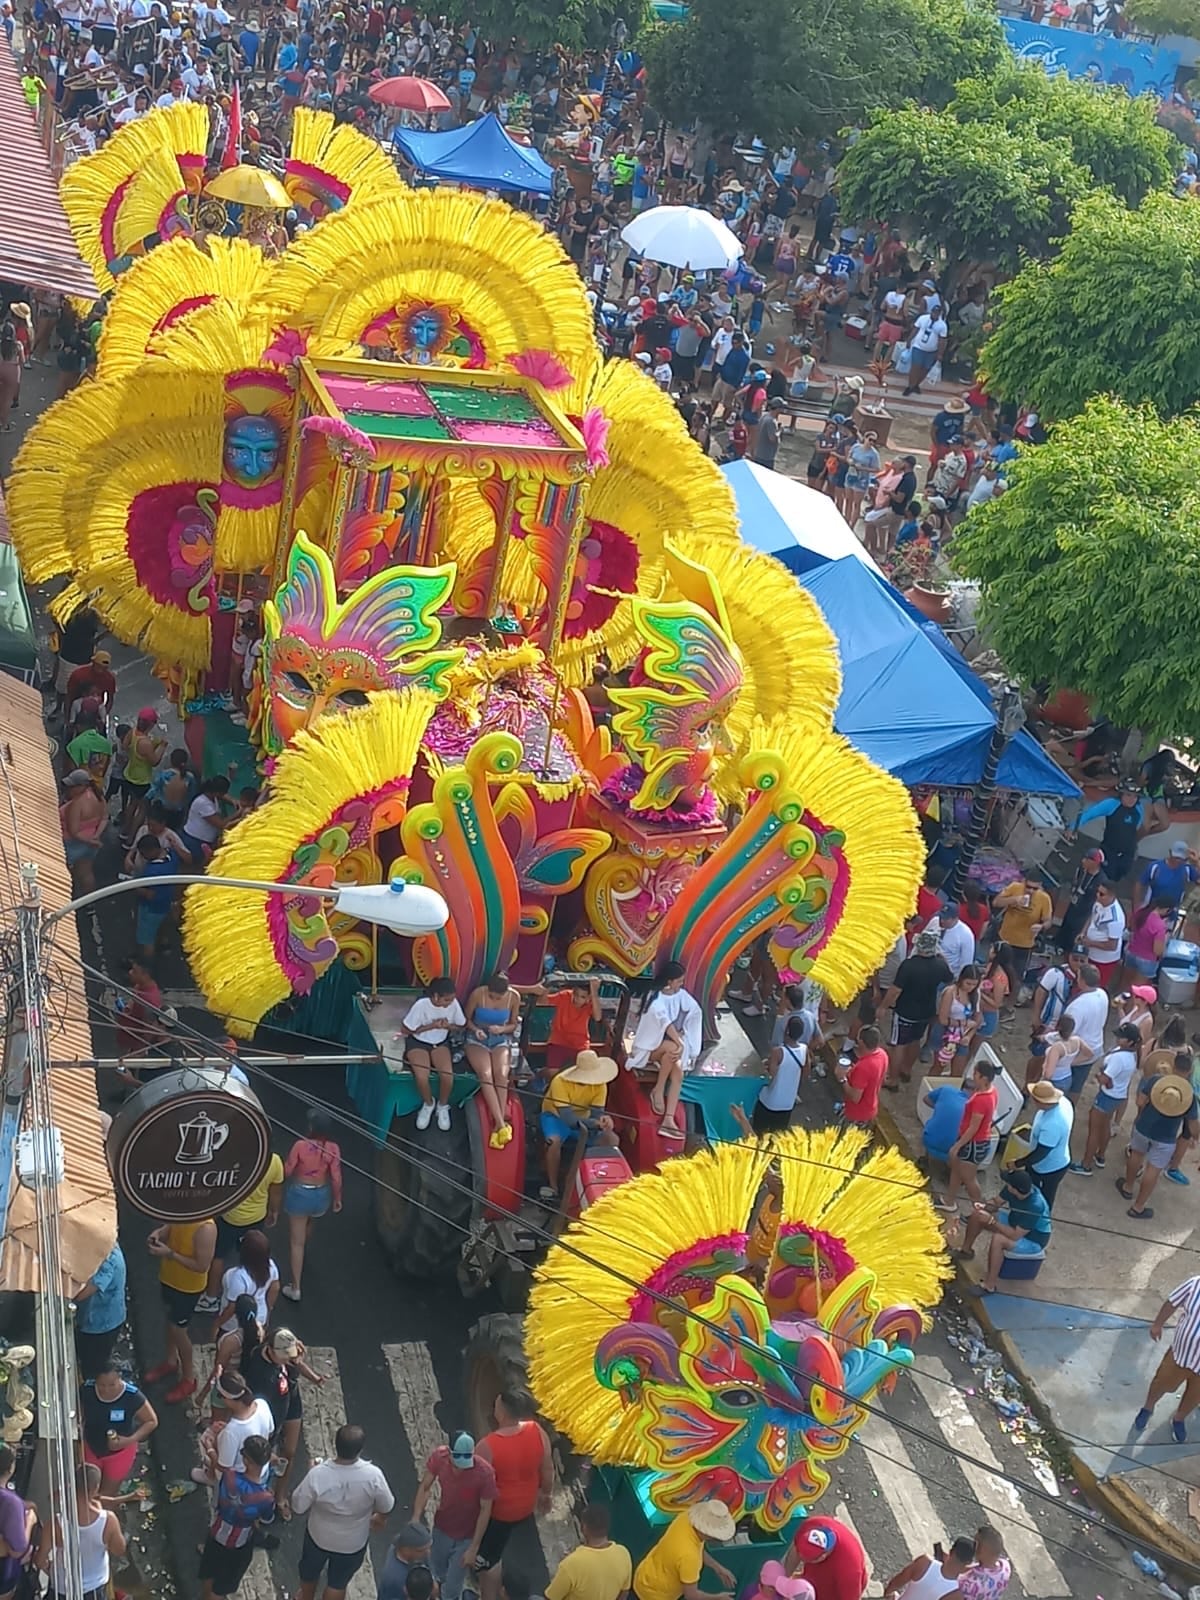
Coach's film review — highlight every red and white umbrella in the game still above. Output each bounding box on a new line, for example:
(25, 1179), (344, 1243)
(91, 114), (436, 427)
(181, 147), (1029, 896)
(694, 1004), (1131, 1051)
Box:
(368, 75), (451, 112)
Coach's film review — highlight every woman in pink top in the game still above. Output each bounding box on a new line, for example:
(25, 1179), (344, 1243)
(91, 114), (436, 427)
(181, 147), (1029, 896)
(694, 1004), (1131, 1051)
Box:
(281, 1109), (342, 1303)
(1121, 891), (1172, 992)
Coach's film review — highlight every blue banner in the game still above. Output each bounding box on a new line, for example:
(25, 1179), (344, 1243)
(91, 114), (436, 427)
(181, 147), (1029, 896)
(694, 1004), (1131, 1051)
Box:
(1001, 17), (1180, 96)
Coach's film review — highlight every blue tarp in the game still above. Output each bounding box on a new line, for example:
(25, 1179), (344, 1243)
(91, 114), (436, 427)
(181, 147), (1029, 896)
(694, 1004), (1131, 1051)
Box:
(721, 463), (1080, 798)
(392, 113), (554, 195)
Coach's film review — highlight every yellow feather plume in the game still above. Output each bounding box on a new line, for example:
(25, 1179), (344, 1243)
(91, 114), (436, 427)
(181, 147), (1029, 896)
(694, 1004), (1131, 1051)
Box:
(184, 692), (437, 1035)
(270, 191), (597, 380)
(98, 237), (285, 379)
(666, 532), (841, 785)
(775, 1127), (952, 1322)
(10, 370), (225, 669)
(752, 715), (924, 1002)
(552, 360), (742, 685)
(60, 102), (209, 293)
(8, 383), (104, 586)
(526, 1140), (774, 1462)
(285, 108), (406, 212)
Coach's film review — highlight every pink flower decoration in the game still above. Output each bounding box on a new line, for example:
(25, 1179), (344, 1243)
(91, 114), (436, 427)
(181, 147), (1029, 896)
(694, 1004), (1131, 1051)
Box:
(508, 348), (573, 391)
(580, 406), (611, 470)
(262, 327), (308, 367)
(302, 415), (376, 463)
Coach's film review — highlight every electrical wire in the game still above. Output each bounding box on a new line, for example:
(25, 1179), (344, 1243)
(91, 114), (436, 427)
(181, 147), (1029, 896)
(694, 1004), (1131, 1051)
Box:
(71, 959), (1200, 1496)
(75, 966), (1199, 1581)
(258, 1093), (1165, 1591)
(65, 955), (1200, 1263)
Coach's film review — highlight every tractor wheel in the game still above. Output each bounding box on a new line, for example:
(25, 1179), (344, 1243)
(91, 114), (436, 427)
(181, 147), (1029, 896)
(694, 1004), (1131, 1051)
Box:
(374, 1109), (475, 1280)
(464, 1313), (530, 1439)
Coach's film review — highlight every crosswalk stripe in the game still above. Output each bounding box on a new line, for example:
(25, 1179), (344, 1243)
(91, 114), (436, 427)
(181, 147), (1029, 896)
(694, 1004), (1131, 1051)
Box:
(911, 1356), (1069, 1598)
(380, 1342), (578, 1575)
(857, 1412), (945, 1562)
(382, 1342), (447, 1511)
(833, 1500), (881, 1598)
(303, 1346), (378, 1600)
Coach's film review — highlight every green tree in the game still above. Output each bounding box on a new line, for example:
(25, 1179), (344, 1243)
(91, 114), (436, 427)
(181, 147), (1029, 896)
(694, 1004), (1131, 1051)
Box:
(1124, 0), (1200, 37)
(837, 106), (1086, 272)
(949, 61), (1177, 206)
(640, 0), (1003, 145)
(981, 190), (1200, 419)
(952, 398), (1200, 742)
(837, 62), (1176, 275)
(440, 0), (647, 50)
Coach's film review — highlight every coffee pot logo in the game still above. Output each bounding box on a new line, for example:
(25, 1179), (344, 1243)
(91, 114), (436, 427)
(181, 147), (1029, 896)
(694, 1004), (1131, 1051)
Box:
(175, 1109), (230, 1165)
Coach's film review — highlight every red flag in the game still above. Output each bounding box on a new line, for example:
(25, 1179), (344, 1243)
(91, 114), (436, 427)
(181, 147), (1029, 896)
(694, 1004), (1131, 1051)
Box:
(221, 79), (241, 170)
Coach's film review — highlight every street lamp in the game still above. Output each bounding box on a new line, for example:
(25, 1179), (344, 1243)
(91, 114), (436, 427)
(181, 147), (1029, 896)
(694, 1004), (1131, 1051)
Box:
(44, 871), (449, 933)
(6, 867), (448, 1600)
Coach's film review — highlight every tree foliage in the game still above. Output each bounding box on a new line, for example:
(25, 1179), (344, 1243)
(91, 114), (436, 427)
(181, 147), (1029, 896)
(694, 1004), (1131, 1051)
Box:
(837, 108), (1086, 270)
(838, 62), (1176, 272)
(440, 0), (646, 50)
(1124, 0), (1200, 38)
(981, 191), (1200, 419)
(952, 398), (1200, 743)
(950, 61), (1178, 206)
(640, 0), (1004, 144)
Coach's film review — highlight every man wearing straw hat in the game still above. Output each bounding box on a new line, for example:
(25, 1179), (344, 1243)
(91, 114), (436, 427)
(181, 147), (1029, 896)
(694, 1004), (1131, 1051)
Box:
(1118, 1051), (1199, 1220)
(633, 1501), (736, 1600)
(539, 1049), (618, 1201)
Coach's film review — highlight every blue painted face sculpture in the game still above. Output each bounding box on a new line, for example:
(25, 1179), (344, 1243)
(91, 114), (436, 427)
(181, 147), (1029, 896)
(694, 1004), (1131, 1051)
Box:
(223, 414), (283, 487)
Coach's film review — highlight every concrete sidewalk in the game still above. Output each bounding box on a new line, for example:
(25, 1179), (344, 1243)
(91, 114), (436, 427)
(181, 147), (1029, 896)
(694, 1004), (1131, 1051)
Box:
(878, 1027), (1200, 1572)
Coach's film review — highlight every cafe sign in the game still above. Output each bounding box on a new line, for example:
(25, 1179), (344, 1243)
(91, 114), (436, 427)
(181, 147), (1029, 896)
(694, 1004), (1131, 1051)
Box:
(106, 1067), (272, 1222)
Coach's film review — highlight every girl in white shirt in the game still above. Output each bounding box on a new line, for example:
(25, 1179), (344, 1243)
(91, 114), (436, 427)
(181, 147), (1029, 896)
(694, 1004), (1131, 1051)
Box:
(398, 977), (466, 1133)
(1071, 1022), (1142, 1174)
(217, 1229), (279, 1335)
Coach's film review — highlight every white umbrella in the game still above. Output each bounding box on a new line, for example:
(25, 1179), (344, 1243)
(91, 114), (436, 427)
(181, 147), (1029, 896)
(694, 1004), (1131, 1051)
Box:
(620, 205), (744, 271)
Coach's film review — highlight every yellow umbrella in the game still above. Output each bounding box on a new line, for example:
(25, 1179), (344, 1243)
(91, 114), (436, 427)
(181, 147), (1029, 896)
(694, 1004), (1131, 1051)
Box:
(204, 164), (291, 209)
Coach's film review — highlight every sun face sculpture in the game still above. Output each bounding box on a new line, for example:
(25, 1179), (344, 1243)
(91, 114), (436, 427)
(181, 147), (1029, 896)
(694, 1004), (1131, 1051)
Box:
(526, 1130), (951, 1532)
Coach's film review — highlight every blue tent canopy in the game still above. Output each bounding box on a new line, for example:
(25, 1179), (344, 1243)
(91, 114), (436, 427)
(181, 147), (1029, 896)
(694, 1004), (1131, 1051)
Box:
(722, 463), (1079, 798)
(392, 113), (554, 195)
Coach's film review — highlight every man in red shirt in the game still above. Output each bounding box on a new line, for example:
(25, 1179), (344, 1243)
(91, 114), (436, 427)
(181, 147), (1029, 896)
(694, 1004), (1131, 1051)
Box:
(523, 976), (602, 1075)
(785, 1514), (868, 1600)
(837, 1025), (887, 1127)
(65, 650), (116, 720)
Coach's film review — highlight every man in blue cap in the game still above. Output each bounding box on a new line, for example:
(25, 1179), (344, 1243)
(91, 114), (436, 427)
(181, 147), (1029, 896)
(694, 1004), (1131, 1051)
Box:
(413, 1431), (496, 1600)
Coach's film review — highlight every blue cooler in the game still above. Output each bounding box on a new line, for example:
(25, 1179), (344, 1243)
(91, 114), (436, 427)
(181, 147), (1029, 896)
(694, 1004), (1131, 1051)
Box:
(1159, 940), (1200, 1008)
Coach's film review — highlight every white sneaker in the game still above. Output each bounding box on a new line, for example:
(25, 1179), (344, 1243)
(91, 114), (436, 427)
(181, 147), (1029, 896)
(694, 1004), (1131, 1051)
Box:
(416, 1101), (435, 1131)
(435, 1104), (451, 1132)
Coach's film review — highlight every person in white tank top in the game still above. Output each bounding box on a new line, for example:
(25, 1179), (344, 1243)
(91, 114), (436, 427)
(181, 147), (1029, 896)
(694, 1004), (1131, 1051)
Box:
(44, 1462), (125, 1600)
(883, 1536), (978, 1600)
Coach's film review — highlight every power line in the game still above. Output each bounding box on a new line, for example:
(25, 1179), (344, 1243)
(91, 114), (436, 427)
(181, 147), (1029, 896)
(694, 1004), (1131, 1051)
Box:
(63, 953), (1200, 1263)
(71, 957), (1200, 1498)
(79, 966), (1196, 1581)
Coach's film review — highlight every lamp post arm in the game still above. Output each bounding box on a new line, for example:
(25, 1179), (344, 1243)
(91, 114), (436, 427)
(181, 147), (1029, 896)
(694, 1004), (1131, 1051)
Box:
(43, 874), (333, 926)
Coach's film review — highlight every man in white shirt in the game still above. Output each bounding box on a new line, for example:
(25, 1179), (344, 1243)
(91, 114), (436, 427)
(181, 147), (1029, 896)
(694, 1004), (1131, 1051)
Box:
(182, 59), (216, 98)
(924, 905), (975, 980)
(200, 1377), (273, 1483)
(903, 308), (947, 397)
(1082, 881), (1126, 984)
(293, 1424), (394, 1600)
(1062, 963), (1109, 1098)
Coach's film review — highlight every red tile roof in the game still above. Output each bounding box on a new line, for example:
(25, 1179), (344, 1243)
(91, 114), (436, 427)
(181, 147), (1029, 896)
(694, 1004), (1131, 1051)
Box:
(0, 37), (99, 301)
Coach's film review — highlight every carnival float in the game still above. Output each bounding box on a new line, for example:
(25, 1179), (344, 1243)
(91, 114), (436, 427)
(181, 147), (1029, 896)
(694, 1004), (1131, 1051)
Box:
(8, 98), (943, 1546)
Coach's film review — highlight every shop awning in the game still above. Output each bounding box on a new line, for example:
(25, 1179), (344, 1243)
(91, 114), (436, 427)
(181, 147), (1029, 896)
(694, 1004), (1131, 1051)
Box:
(0, 37), (100, 301)
(0, 676), (115, 1294)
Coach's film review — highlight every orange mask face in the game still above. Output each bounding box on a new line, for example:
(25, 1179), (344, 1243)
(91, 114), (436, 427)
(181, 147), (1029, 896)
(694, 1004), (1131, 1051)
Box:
(266, 634), (392, 749)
